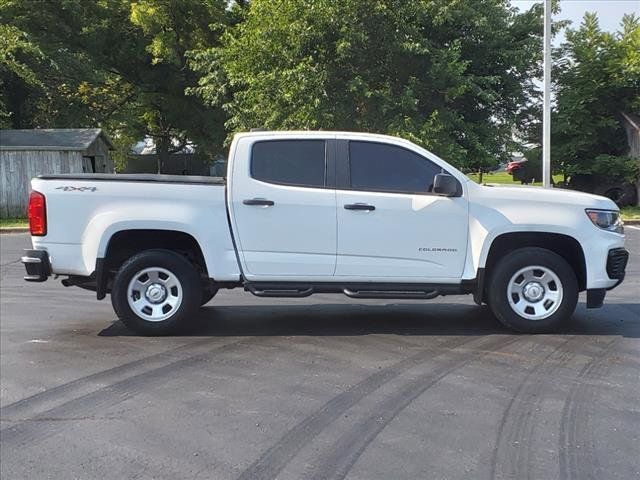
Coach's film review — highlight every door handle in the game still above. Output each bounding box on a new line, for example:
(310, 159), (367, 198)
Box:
(243, 198), (274, 206)
(344, 203), (375, 211)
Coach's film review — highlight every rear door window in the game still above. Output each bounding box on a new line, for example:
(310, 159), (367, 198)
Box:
(251, 140), (326, 187)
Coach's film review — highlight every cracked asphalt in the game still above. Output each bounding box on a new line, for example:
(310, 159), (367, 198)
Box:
(1, 230), (639, 480)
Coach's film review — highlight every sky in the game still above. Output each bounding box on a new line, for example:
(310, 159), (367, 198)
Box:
(510, 0), (640, 44)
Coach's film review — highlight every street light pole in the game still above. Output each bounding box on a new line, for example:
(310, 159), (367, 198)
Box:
(542, 0), (552, 188)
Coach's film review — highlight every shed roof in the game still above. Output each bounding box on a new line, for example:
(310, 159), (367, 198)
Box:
(0, 128), (113, 151)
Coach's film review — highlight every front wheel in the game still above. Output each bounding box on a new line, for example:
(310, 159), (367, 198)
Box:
(201, 287), (218, 306)
(487, 247), (578, 333)
(111, 249), (202, 335)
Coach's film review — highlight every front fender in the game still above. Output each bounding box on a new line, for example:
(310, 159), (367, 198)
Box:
(474, 224), (586, 271)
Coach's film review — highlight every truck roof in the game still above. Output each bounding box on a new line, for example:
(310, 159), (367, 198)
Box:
(234, 130), (411, 144)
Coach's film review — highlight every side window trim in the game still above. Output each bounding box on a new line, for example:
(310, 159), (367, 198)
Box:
(337, 139), (459, 196)
(250, 139), (331, 189)
(336, 139), (350, 190)
(326, 139), (337, 189)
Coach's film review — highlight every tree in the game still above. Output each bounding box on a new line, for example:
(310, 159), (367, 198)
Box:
(0, 2), (137, 132)
(551, 12), (640, 183)
(191, 0), (543, 176)
(0, 24), (45, 128)
(2, 0), (230, 172)
(127, 0), (230, 171)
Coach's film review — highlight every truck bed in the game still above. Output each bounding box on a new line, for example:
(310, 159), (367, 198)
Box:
(30, 173), (239, 280)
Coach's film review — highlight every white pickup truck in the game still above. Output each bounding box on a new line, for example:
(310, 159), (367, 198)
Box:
(22, 131), (628, 334)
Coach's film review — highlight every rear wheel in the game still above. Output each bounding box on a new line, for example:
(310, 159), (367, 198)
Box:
(111, 249), (201, 335)
(487, 247), (578, 333)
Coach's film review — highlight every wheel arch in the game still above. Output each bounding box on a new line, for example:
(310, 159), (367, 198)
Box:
(478, 231), (586, 304)
(96, 229), (208, 300)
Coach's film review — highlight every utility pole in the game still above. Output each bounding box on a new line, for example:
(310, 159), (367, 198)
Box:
(542, 0), (552, 188)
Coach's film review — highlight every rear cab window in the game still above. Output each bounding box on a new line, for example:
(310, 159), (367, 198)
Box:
(251, 140), (326, 188)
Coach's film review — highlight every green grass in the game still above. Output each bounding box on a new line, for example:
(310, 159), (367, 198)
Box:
(467, 171), (564, 186)
(621, 206), (640, 221)
(468, 171), (517, 184)
(0, 217), (28, 229)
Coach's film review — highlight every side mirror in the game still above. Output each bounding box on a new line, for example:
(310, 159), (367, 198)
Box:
(433, 173), (460, 197)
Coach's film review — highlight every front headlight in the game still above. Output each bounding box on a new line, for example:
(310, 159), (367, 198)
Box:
(585, 209), (624, 234)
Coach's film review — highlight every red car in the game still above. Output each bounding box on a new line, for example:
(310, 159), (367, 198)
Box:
(506, 158), (527, 174)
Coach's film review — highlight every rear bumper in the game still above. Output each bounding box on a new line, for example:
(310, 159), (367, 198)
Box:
(21, 249), (51, 282)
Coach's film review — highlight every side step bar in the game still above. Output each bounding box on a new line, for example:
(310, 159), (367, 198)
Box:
(342, 288), (440, 300)
(245, 284), (314, 298)
(244, 282), (468, 300)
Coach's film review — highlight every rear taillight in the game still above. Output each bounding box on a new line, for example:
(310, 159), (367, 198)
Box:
(28, 191), (47, 236)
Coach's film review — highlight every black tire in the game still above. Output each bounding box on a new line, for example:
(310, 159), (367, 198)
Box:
(111, 249), (201, 335)
(201, 287), (218, 306)
(487, 247), (578, 333)
(602, 184), (636, 208)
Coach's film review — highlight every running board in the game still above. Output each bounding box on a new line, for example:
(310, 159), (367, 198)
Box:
(244, 281), (467, 299)
(342, 288), (440, 299)
(245, 284), (314, 298)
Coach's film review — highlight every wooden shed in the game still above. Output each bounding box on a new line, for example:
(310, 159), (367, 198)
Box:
(0, 128), (113, 217)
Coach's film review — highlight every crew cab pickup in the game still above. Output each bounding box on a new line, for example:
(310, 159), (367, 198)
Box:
(22, 131), (629, 334)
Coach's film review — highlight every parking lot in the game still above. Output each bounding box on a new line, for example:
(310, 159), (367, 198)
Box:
(1, 230), (639, 480)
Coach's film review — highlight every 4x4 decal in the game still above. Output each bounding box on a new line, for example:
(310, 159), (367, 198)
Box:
(55, 186), (97, 192)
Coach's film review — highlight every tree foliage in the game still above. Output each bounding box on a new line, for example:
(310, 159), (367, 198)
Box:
(191, 0), (543, 172)
(551, 12), (640, 181)
(1, 0), (230, 171)
(0, 23), (45, 128)
(2, 0), (636, 182)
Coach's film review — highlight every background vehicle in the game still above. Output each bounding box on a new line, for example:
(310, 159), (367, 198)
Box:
(506, 158), (537, 185)
(566, 174), (637, 208)
(505, 158), (527, 175)
(22, 131), (628, 335)
(506, 161), (637, 206)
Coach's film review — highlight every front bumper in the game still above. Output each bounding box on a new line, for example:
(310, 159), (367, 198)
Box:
(21, 249), (51, 282)
(606, 247), (628, 285)
(586, 247), (629, 309)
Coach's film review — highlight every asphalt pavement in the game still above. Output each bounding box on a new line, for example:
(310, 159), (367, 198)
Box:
(1, 230), (639, 480)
